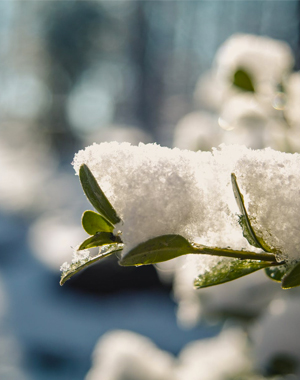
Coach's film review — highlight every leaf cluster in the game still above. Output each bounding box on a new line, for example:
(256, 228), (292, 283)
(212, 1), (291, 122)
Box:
(60, 164), (300, 290)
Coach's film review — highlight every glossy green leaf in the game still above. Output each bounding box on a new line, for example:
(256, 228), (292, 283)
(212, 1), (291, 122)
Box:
(194, 258), (272, 289)
(119, 234), (197, 266)
(79, 232), (121, 250)
(231, 173), (272, 252)
(60, 243), (123, 286)
(120, 233), (279, 267)
(79, 164), (120, 225)
(265, 265), (287, 283)
(233, 68), (255, 92)
(281, 261), (300, 289)
(82, 210), (114, 235)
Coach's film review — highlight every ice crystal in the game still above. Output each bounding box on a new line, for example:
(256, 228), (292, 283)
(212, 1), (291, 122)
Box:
(60, 262), (70, 273)
(72, 247), (90, 264)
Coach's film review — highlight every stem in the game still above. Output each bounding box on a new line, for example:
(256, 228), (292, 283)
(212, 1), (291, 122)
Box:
(60, 244), (124, 286)
(191, 244), (283, 265)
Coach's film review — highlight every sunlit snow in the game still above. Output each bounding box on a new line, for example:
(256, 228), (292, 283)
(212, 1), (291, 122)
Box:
(73, 142), (300, 264)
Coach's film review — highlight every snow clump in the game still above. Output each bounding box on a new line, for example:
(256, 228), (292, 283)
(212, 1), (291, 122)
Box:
(73, 142), (300, 263)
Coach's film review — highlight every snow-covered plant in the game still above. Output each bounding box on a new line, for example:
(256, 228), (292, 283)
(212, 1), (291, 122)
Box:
(192, 34), (300, 153)
(60, 142), (300, 290)
(195, 34), (294, 118)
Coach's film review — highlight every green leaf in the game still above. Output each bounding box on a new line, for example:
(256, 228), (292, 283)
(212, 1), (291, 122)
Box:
(281, 261), (300, 289)
(265, 265), (287, 283)
(79, 164), (120, 225)
(119, 234), (197, 266)
(196, 245), (278, 262)
(82, 210), (114, 235)
(60, 243), (123, 286)
(194, 258), (272, 289)
(277, 82), (285, 94)
(120, 233), (279, 267)
(79, 232), (121, 250)
(233, 68), (255, 92)
(238, 215), (261, 249)
(231, 173), (272, 252)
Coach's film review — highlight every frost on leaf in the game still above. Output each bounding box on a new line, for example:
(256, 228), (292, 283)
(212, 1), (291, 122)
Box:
(60, 262), (70, 273)
(60, 243), (123, 286)
(194, 258), (273, 289)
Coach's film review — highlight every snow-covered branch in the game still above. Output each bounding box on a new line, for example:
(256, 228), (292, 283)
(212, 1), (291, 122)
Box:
(60, 142), (300, 289)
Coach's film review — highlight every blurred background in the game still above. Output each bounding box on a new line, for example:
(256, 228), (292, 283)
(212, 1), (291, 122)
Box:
(1, 1), (300, 379)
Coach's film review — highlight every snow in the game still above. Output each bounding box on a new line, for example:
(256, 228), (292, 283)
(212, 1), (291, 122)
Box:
(173, 112), (221, 151)
(285, 72), (300, 129)
(73, 142), (300, 263)
(86, 328), (251, 380)
(72, 248), (90, 264)
(60, 262), (70, 272)
(192, 34), (298, 153)
(214, 34), (293, 91)
(251, 297), (300, 376)
(86, 330), (174, 380)
(194, 34), (294, 114)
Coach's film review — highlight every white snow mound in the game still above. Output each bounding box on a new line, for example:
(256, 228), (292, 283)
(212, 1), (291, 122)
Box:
(73, 142), (300, 262)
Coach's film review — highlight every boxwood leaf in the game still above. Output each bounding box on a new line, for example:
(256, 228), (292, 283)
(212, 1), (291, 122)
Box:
(233, 68), (255, 92)
(120, 234), (279, 267)
(265, 265), (287, 283)
(60, 243), (123, 286)
(79, 232), (121, 250)
(82, 210), (114, 235)
(194, 258), (272, 289)
(231, 173), (272, 252)
(281, 261), (300, 289)
(119, 234), (197, 266)
(79, 164), (120, 225)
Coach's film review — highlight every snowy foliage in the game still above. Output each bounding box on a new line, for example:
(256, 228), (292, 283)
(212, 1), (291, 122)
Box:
(59, 141), (300, 290)
(73, 142), (300, 262)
